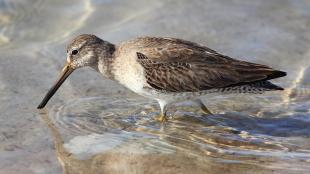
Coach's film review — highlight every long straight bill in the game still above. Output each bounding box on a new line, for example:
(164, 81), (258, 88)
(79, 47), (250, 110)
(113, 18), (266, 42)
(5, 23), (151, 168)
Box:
(37, 64), (74, 109)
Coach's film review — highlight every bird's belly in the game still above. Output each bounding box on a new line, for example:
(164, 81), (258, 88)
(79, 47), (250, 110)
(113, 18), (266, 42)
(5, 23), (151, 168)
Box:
(137, 88), (217, 104)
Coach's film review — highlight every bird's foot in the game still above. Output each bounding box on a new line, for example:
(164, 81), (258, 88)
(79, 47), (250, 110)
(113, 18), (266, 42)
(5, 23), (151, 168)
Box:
(155, 114), (168, 123)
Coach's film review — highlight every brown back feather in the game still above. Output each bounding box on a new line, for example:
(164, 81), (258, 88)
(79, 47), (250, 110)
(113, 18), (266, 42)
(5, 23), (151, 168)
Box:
(135, 37), (286, 92)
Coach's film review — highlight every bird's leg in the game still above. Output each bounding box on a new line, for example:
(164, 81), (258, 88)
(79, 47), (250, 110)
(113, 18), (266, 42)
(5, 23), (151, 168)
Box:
(195, 99), (213, 115)
(156, 100), (168, 122)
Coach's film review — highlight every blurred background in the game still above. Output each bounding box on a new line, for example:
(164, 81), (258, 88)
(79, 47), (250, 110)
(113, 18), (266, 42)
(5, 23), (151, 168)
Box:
(0, 0), (309, 174)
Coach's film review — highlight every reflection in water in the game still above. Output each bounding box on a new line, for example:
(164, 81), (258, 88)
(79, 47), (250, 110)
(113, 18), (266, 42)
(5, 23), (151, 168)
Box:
(42, 92), (310, 174)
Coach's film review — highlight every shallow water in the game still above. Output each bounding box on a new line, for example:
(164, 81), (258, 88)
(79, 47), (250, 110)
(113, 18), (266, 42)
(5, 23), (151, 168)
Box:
(0, 0), (310, 173)
(43, 92), (310, 173)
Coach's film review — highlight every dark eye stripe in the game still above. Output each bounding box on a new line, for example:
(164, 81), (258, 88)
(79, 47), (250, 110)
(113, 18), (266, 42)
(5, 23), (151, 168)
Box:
(72, 50), (78, 55)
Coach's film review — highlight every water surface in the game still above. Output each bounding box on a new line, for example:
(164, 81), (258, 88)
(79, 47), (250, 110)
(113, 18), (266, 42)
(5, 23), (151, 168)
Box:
(0, 0), (309, 173)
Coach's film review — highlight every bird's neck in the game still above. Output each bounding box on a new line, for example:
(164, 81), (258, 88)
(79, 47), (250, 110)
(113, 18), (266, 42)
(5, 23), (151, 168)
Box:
(92, 44), (116, 80)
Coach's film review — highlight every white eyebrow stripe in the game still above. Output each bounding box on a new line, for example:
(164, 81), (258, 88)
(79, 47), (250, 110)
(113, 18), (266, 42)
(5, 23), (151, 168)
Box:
(71, 47), (79, 51)
(70, 41), (87, 52)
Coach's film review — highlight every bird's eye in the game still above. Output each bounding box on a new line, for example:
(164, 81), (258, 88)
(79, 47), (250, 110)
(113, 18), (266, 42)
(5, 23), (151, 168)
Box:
(71, 50), (78, 55)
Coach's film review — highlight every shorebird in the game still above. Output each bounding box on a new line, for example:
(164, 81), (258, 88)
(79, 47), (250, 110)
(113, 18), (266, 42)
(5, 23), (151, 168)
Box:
(37, 34), (286, 122)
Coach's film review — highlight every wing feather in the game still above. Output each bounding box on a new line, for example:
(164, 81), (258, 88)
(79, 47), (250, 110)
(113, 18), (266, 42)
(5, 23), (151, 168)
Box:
(134, 37), (286, 92)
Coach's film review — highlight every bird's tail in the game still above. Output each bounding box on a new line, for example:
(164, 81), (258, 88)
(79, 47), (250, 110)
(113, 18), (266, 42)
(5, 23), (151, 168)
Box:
(240, 70), (286, 93)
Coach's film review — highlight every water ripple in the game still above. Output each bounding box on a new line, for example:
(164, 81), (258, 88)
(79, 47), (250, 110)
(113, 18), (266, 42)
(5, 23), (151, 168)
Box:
(48, 96), (310, 166)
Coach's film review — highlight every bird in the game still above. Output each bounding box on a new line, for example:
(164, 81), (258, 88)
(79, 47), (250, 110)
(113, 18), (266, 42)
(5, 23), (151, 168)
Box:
(37, 34), (286, 122)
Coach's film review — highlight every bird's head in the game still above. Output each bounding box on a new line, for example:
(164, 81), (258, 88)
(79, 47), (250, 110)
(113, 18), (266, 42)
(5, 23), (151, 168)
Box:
(37, 34), (115, 109)
(67, 34), (115, 69)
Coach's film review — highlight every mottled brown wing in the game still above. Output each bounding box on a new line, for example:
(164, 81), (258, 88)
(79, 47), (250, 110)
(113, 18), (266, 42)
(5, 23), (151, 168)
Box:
(134, 37), (218, 63)
(134, 37), (217, 55)
(136, 37), (286, 92)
